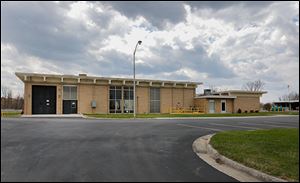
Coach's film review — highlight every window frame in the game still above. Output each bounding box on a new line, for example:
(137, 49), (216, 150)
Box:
(63, 85), (78, 100)
(150, 87), (160, 113)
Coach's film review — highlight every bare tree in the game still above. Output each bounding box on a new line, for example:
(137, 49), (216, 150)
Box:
(7, 89), (13, 109)
(1, 85), (9, 98)
(1, 85), (9, 109)
(242, 80), (265, 91)
(15, 94), (24, 109)
(1, 85), (22, 109)
(209, 85), (219, 93)
(279, 92), (299, 101)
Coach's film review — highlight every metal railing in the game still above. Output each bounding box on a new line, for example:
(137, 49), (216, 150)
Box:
(170, 107), (204, 114)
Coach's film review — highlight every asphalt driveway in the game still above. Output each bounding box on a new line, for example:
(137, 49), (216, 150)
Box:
(1, 116), (299, 182)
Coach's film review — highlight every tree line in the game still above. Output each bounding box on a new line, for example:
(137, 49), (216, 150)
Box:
(1, 85), (24, 110)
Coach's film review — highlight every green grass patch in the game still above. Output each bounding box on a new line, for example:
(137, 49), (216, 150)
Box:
(210, 128), (299, 181)
(84, 111), (298, 118)
(1, 111), (22, 118)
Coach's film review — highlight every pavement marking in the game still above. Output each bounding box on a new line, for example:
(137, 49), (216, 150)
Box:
(239, 122), (297, 128)
(177, 124), (223, 132)
(209, 123), (262, 130)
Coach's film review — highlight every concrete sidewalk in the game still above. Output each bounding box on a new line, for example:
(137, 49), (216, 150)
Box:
(21, 114), (84, 118)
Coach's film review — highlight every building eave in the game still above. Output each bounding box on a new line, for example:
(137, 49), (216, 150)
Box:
(195, 95), (237, 99)
(15, 72), (202, 88)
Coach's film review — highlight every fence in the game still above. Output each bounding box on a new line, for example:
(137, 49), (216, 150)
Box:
(170, 107), (204, 114)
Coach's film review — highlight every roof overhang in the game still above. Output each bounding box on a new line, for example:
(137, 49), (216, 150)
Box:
(273, 100), (299, 103)
(195, 95), (237, 99)
(215, 90), (268, 95)
(15, 72), (203, 88)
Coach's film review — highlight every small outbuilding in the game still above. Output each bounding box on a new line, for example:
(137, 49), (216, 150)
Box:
(194, 90), (267, 113)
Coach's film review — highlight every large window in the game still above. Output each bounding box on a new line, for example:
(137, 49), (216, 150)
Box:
(150, 88), (160, 113)
(109, 86), (122, 113)
(63, 86), (77, 100)
(123, 86), (133, 113)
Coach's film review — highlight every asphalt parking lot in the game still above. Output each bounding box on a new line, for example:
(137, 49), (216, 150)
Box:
(1, 116), (299, 182)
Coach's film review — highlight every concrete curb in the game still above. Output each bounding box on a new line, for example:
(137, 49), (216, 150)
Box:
(192, 134), (287, 182)
(21, 114), (84, 118)
(81, 115), (298, 120)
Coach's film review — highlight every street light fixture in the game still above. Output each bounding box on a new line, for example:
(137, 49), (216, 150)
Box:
(133, 40), (142, 119)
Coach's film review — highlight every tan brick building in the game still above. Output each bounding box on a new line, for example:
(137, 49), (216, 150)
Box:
(16, 72), (266, 115)
(16, 72), (201, 115)
(194, 90), (267, 113)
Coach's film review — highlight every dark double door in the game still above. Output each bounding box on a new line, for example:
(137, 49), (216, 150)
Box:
(32, 86), (56, 114)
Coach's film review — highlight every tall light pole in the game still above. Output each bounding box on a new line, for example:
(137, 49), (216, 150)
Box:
(133, 40), (142, 119)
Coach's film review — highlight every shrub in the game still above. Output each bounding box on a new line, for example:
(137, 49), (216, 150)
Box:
(263, 103), (272, 111)
(237, 109), (242, 113)
(250, 110), (254, 113)
(255, 110), (259, 113)
(244, 110), (248, 113)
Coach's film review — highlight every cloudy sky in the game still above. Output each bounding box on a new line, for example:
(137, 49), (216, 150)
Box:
(1, 1), (299, 103)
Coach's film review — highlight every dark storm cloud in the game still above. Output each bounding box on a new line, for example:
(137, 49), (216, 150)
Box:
(136, 43), (235, 79)
(186, 1), (274, 10)
(101, 1), (187, 29)
(1, 2), (87, 60)
(1, 1), (100, 61)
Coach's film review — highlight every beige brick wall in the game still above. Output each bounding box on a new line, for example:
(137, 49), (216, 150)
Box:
(194, 98), (234, 113)
(160, 88), (172, 113)
(136, 86), (149, 114)
(23, 83), (62, 115)
(234, 96), (260, 113)
(214, 99), (234, 113)
(226, 99), (234, 113)
(172, 88), (184, 108)
(194, 98), (208, 113)
(63, 84), (109, 114)
(183, 89), (195, 108)
(93, 85), (108, 114)
(214, 100), (221, 113)
(56, 84), (62, 114)
(23, 81), (197, 114)
(24, 82), (32, 115)
(78, 84), (93, 114)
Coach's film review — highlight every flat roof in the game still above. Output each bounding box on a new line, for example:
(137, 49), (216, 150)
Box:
(15, 72), (202, 87)
(215, 90), (267, 94)
(195, 95), (236, 99)
(273, 100), (299, 103)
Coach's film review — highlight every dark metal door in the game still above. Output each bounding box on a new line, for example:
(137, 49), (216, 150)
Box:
(32, 86), (56, 114)
(63, 100), (77, 114)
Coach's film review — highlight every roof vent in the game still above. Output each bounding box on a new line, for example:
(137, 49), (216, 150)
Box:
(79, 73), (87, 77)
